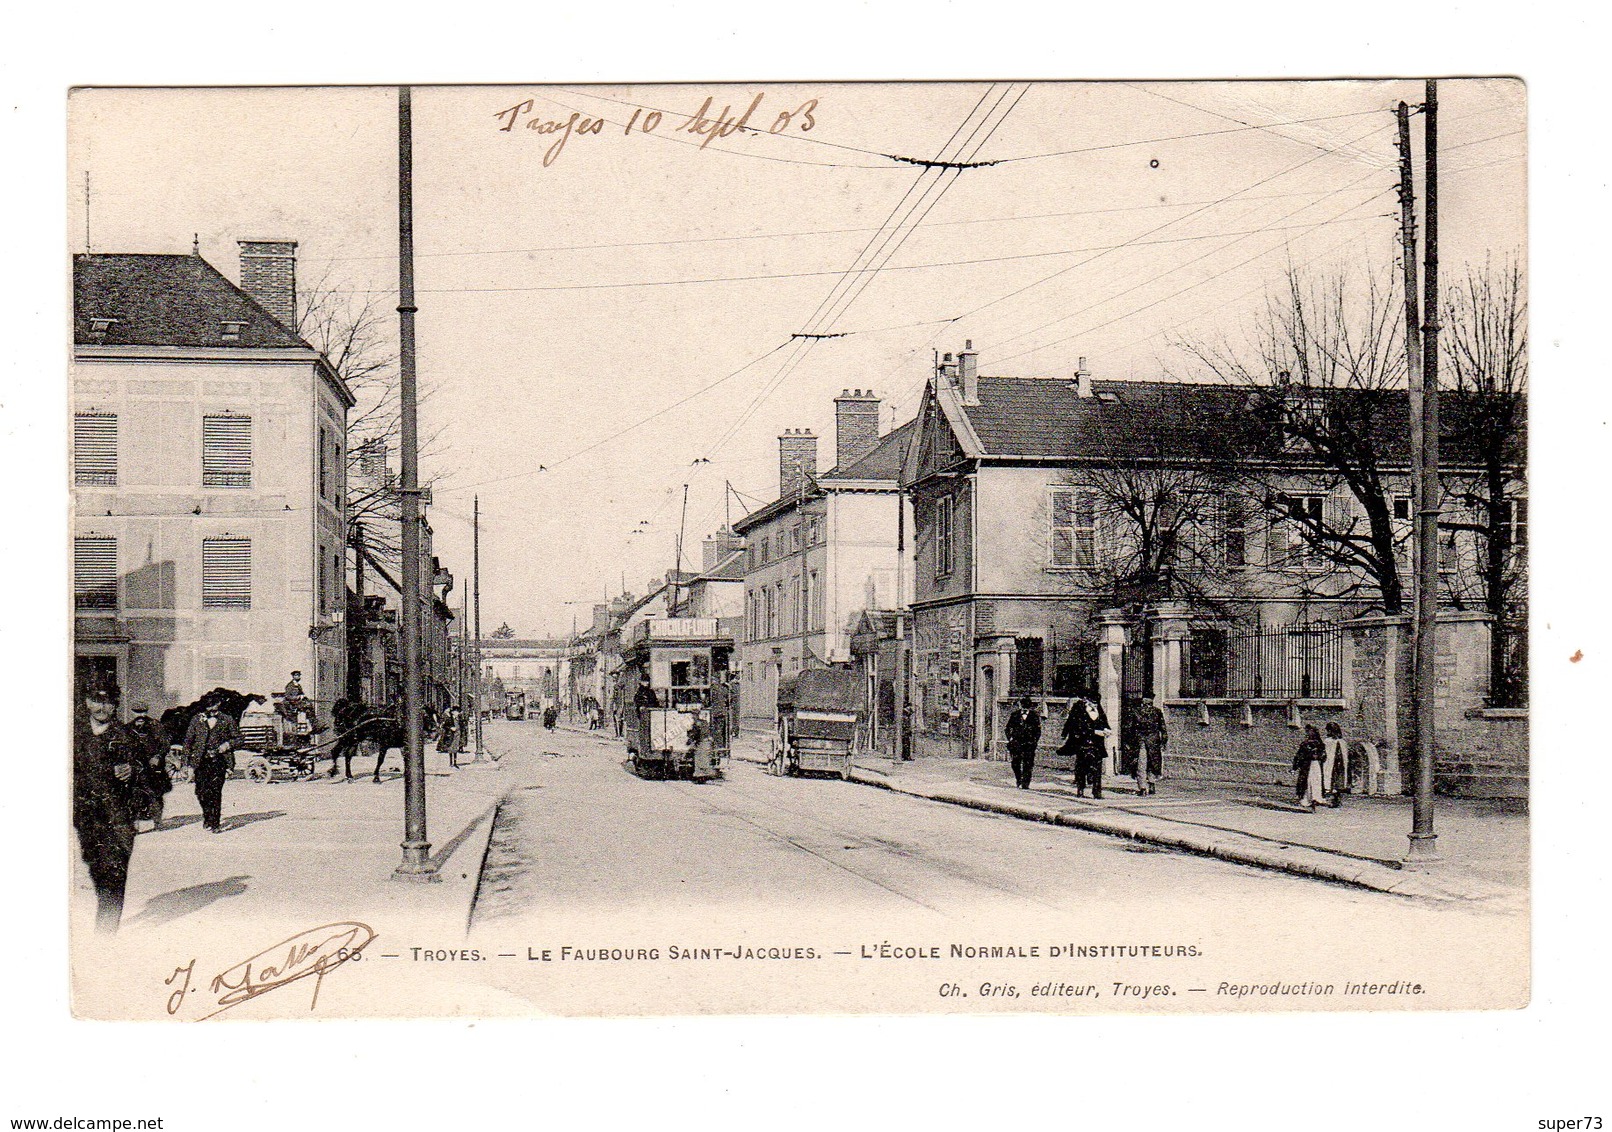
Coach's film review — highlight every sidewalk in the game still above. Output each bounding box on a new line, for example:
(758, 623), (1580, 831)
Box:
(105, 746), (510, 939)
(730, 734), (1525, 904)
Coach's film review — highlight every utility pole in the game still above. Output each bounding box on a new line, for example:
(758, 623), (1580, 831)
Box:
(472, 494), (486, 761)
(673, 483), (689, 614)
(1409, 81), (1443, 862)
(393, 85), (435, 881)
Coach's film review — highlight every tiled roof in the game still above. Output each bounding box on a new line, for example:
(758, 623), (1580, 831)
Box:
(821, 417), (917, 481)
(954, 377), (1515, 466)
(74, 253), (308, 349)
(694, 549), (747, 583)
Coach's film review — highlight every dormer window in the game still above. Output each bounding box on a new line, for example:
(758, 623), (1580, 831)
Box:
(220, 320), (249, 342)
(87, 317), (116, 343)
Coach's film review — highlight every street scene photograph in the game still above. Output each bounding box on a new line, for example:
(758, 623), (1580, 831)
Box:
(65, 78), (1529, 1020)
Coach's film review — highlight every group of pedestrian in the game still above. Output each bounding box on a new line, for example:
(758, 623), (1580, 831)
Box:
(1004, 694), (1151, 800)
(1293, 721), (1351, 811)
(74, 675), (245, 933)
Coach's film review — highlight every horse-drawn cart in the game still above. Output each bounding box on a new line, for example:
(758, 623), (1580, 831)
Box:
(773, 668), (861, 780)
(236, 698), (323, 783)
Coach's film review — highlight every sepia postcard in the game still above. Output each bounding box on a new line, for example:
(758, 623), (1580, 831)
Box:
(65, 78), (1531, 1022)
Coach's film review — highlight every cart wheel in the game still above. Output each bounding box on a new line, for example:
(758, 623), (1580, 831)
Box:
(246, 756), (273, 784)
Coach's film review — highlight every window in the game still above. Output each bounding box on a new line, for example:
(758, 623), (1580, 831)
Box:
(1283, 393), (1326, 451)
(1051, 488), (1099, 568)
(807, 569), (820, 631)
(796, 572), (807, 633)
(1221, 494), (1247, 568)
(1012, 637), (1044, 695)
(1500, 497), (1528, 552)
(74, 536), (117, 610)
(202, 537), (251, 609)
(764, 585), (776, 638)
(74, 413), (118, 485)
(935, 494), (955, 577)
(758, 535), (769, 564)
(319, 425), (329, 500)
(202, 414), (252, 487)
(1270, 492), (1325, 568)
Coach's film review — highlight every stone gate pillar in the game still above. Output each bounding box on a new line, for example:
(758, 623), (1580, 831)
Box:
(1148, 602), (1193, 703)
(1097, 609), (1130, 771)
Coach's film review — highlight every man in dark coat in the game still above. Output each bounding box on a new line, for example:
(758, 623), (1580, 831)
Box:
(73, 674), (143, 933)
(1133, 699), (1168, 796)
(1004, 696), (1042, 789)
(1061, 697), (1112, 799)
(185, 697), (242, 832)
(125, 700), (173, 830)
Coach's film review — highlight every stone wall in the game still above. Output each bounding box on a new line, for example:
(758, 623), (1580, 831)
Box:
(1164, 701), (1351, 786)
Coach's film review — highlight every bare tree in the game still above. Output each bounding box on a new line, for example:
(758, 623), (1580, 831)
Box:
(1175, 263), (1412, 614)
(1437, 254), (1528, 704)
(297, 268), (449, 573)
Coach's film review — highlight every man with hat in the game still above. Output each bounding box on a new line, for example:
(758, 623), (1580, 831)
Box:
(73, 673), (142, 932)
(1004, 695), (1043, 789)
(126, 700), (173, 831)
(184, 694), (242, 833)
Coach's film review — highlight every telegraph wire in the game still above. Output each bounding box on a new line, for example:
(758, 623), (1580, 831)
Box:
(943, 116), (1399, 328)
(988, 171), (1394, 355)
(314, 190), (1369, 267)
(992, 183), (1397, 367)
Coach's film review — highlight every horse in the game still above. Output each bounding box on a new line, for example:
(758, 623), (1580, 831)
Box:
(328, 700), (404, 782)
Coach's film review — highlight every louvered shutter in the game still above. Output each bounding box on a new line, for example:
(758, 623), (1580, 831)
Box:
(202, 415), (252, 487)
(74, 537), (117, 609)
(202, 538), (251, 609)
(74, 414), (118, 485)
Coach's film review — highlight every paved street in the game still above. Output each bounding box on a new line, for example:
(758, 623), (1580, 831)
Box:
(467, 721), (1527, 1014)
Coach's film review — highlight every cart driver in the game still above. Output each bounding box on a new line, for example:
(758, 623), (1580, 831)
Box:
(282, 670), (321, 733)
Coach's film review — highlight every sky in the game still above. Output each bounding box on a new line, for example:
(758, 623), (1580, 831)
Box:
(68, 80), (1526, 636)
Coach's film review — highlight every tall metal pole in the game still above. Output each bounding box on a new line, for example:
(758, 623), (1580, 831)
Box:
(472, 494), (485, 761)
(393, 85), (435, 880)
(1408, 82), (1442, 862)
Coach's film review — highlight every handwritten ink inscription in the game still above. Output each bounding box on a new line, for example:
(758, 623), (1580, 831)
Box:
(494, 92), (820, 167)
(164, 921), (376, 1020)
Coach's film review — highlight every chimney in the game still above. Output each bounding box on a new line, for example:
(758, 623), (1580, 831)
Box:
(833, 388), (881, 471)
(237, 239), (299, 330)
(1072, 356), (1092, 398)
(702, 526), (745, 572)
(778, 429), (818, 500)
(958, 340), (979, 406)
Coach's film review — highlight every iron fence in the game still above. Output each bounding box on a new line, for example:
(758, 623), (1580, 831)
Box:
(1185, 621), (1345, 699)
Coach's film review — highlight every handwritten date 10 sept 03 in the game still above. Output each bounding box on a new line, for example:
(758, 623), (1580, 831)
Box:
(494, 93), (820, 167)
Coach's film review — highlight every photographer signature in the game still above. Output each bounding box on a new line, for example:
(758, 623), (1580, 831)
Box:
(165, 921), (376, 1019)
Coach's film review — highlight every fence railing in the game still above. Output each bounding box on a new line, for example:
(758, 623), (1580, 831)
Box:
(1184, 621), (1345, 699)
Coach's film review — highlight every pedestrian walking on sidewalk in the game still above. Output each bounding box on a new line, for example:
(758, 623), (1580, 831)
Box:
(73, 673), (143, 933)
(1322, 721), (1346, 805)
(436, 705), (461, 767)
(1062, 697), (1111, 799)
(185, 697), (241, 832)
(1134, 699), (1167, 796)
(1005, 696), (1042, 789)
(126, 700), (173, 831)
(1293, 725), (1327, 811)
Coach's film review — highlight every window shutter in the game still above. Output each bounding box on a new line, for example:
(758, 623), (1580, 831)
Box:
(202, 537), (252, 609)
(202, 415), (252, 487)
(74, 414), (118, 485)
(74, 537), (117, 609)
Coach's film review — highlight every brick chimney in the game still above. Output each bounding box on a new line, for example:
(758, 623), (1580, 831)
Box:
(833, 389), (882, 471)
(778, 429), (818, 500)
(237, 239), (299, 330)
(958, 340), (979, 406)
(702, 526), (745, 571)
(1071, 356), (1092, 397)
